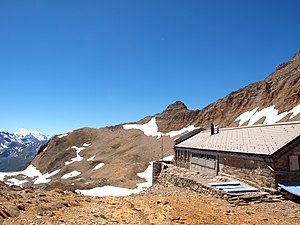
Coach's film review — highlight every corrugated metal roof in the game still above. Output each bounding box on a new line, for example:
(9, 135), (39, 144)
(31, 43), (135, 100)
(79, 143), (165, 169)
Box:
(175, 121), (300, 155)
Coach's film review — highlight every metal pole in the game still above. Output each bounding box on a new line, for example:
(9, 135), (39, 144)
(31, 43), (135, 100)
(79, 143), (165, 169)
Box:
(161, 133), (164, 161)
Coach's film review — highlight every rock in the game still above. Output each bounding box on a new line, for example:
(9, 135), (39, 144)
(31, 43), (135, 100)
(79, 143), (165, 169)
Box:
(7, 206), (20, 217)
(17, 204), (26, 211)
(0, 205), (20, 219)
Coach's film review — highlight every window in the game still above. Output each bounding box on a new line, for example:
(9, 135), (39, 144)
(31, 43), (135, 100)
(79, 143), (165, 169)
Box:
(289, 155), (300, 171)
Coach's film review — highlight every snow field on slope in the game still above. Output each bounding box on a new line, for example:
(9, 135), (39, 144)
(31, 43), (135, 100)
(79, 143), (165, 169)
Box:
(123, 117), (197, 138)
(0, 165), (61, 186)
(92, 162), (104, 170)
(65, 146), (85, 166)
(0, 143), (92, 186)
(76, 155), (174, 197)
(61, 171), (81, 179)
(235, 104), (300, 126)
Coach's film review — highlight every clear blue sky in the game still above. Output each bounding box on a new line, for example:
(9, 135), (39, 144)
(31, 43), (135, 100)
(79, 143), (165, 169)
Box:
(0, 0), (299, 135)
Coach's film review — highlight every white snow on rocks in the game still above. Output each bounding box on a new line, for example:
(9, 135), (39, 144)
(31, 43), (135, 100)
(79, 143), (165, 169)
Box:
(76, 162), (154, 197)
(22, 164), (44, 177)
(234, 107), (259, 126)
(57, 133), (68, 138)
(249, 106), (288, 125)
(166, 125), (197, 137)
(87, 156), (95, 161)
(34, 169), (61, 185)
(123, 117), (197, 138)
(290, 104), (300, 119)
(123, 117), (161, 137)
(83, 143), (91, 147)
(76, 186), (136, 197)
(6, 178), (28, 186)
(61, 170), (81, 179)
(235, 104), (300, 126)
(161, 155), (174, 161)
(92, 162), (104, 170)
(65, 146), (85, 166)
(0, 165), (60, 186)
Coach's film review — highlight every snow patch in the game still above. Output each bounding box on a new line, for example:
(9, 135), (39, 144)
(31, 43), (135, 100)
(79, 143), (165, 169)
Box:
(6, 178), (28, 186)
(22, 164), (43, 177)
(250, 106), (288, 125)
(76, 186), (137, 197)
(234, 107), (259, 126)
(83, 143), (91, 147)
(123, 117), (161, 137)
(235, 104), (300, 126)
(0, 171), (19, 182)
(0, 165), (60, 186)
(161, 155), (174, 161)
(57, 133), (68, 138)
(65, 146), (85, 165)
(34, 169), (61, 184)
(290, 104), (300, 119)
(166, 125), (197, 137)
(76, 162), (153, 197)
(92, 162), (104, 170)
(87, 156), (95, 161)
(61, 171), (81, 179)
(123, 117), (197, 138)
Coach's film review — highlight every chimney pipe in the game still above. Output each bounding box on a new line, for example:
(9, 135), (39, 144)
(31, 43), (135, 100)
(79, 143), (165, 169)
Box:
(210, 123), (215, 135)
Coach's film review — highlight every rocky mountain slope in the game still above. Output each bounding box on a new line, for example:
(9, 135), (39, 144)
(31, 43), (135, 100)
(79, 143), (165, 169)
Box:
(154, 50), (300, 132)
(1, 50), (299, 194)
(0, 129), (49, 172)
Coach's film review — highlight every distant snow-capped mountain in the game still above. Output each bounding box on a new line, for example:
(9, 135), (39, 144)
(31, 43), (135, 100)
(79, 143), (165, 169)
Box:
(15, 128), (50, 141)
(0, 129), (50, 172)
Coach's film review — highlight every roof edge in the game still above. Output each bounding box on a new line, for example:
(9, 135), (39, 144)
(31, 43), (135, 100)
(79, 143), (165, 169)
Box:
(174, 128), (205, 145)
(208, 120), (300, 133)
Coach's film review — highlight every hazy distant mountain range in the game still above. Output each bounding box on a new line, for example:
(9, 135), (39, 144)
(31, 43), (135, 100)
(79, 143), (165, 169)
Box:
(0, 50), (299, 192)
(0, 129), (49, 172)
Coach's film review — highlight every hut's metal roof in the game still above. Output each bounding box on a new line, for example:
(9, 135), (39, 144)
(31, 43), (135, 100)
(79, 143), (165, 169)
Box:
(175, 121), (300, 155)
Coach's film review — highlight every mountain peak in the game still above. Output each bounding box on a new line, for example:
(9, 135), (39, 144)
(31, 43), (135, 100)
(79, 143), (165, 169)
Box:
(292, 50), (300, 61)
(164, 101), (188, 112)
(16, 128), (32, 137)
(15, 128), (49, 141)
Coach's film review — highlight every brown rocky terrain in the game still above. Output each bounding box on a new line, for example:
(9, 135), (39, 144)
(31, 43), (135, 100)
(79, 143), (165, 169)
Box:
(1, 180), (300, 225)
(24, 127), (174, 191)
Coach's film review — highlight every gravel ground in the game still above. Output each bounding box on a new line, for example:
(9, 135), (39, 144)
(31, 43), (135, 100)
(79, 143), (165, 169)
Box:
(1, 182), (300, 225)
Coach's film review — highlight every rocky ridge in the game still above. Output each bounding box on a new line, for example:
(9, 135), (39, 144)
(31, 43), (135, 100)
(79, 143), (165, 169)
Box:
(153, 50), (300, 131)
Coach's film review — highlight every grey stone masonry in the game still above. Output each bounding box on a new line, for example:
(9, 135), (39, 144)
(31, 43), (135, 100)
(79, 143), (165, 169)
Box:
(154, 162), (286, 204)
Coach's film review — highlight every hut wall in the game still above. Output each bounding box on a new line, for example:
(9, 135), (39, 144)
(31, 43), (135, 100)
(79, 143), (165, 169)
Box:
(220, 156), (276, 188)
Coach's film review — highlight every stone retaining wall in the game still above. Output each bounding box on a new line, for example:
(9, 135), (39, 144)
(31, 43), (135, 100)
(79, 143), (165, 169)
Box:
(154, 162), (285, 204)
(155, 163), (226, 199)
